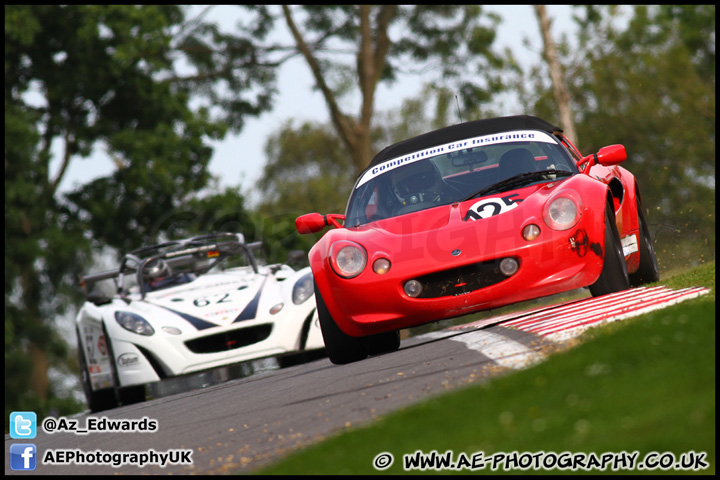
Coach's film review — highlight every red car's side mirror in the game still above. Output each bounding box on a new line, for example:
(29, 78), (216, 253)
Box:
(596, 144), (626, 166)
(296, 213), (345, 234)
(578, 144), (627, 172)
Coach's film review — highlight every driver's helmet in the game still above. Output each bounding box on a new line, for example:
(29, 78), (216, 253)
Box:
(143, 258), (170, 282)
(390, 160), (443, 206)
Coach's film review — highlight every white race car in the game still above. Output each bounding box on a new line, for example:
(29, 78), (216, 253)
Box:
(76, 233), (324, 411)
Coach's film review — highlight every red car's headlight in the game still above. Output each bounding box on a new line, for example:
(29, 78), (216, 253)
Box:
(329, 240), (367, 278)
(543, 192), (582, 231)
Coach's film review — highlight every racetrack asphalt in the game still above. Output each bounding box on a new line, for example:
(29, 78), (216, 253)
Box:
(5, 286), (707, 475)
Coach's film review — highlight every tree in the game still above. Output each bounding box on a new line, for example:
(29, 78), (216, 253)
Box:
(526, 5), (715, 268)
(242, 5), (510, 260)
(236, 5), (507, 176)
(254, 84), (466, 262)
(534, 5), (577, 143)
(5, 5), (270, 420)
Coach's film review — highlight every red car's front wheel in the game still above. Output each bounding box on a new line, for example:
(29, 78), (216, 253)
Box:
(314, 282), (368, 364)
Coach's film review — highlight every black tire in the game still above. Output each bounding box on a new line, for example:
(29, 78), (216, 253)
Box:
(314, 282), (368, 364)
(589, 206), (630, 297)
(102, 322), (146, 407)
(77, 330), (118, 412)
(365, 330), (401, 356)
(118, 385), (146, 405)
(629, 197), (660, 286)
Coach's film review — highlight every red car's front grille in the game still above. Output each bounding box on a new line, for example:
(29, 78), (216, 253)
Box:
(185, 324), (272, 354)
(414, 259), (509, 298)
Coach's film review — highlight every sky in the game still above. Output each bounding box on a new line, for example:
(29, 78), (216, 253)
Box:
(51, 5), (582, 202)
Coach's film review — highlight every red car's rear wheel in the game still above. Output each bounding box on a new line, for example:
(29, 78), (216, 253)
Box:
(589, 206), (630, 297)
(629, 197), (660, 286)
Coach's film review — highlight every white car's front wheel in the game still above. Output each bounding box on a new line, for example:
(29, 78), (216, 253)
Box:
(77, 330), (118, 412)
(103, 322), (146, 407)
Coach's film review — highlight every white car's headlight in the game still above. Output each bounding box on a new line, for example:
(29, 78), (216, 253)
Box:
(543, 192), (582, 231)
(292, 272), (314, 304)
(115, 311), (155, 336)
(329, 240), (367, 278)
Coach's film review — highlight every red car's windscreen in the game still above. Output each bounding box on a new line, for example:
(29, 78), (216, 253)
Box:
(345, 130), (578, 226)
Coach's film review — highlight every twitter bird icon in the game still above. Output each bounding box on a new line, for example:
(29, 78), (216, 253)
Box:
(10, 411), (37, 439)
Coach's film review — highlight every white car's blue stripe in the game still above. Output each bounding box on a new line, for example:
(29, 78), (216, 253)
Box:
(232, 279), (265, 323)
(156, 307), (217, 330)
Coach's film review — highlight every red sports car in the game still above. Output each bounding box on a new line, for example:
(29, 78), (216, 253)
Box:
(296, 115), (659, 364)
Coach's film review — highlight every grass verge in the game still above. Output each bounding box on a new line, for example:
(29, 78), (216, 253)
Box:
(256, 262), (715, 475)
